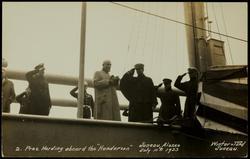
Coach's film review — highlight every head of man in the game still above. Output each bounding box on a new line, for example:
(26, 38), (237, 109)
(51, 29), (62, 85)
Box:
(102, 60), (111, 73)
(2, 67), (6, 80)
(84, 81), (88, 91)
(2, 58), (8, 67)
(188, 67), (199, 79)
(163, 78), (172, 90)
(134, 63), (144, 76)
(35, 63), (45, 77)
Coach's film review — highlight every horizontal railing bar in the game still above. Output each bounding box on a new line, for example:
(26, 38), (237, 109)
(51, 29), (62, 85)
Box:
(12, 98), (160, 112)
(6, 69), (185, 95)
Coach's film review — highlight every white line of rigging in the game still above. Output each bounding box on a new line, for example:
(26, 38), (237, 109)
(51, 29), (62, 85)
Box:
(110, 2), (247, 43)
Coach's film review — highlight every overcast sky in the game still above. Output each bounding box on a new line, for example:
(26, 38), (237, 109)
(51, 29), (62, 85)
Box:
(2, 2), (247, 120)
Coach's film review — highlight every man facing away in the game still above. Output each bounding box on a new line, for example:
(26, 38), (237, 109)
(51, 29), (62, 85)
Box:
(93, 60), (121, 121)
(120, 63), (158, 123)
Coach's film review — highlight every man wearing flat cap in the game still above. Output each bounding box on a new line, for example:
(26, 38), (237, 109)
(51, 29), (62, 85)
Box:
(120, 63), (157, 123)
(174, 67), (201, 128)
(25, 63), (51, 115)
(155, 78), (181, 122)
(93, 60), (121, 121)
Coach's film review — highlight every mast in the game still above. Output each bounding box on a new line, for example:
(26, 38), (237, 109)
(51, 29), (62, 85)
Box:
(77, 2), (87, 118)
(184, 2), (207, 72)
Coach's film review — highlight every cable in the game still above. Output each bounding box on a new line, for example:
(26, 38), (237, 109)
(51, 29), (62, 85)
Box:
(110, 2), (247, 43)
(220, 3), (234, 65)
(212, 3), (222, 40)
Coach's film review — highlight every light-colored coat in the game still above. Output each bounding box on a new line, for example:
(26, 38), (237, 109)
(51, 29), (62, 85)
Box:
(93, 70), (121, 121)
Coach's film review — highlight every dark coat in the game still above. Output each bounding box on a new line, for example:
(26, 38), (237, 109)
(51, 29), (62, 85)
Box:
(120, 72), (157, 122)
(156, 89), (181, 120)
(2, 79), (15, 113)
(16, 91), (32, 114)
(26, 70), (51, 116)
(174, 75), (198, 119)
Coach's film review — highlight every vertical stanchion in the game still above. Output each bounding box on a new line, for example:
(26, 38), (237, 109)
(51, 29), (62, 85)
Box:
(77, 2), (87, 118)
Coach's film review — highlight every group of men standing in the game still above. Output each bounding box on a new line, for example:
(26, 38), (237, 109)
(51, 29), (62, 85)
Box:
(93, 60), (201, 127)
(2, 58), (201, 127)
(2, 60), (51, 116)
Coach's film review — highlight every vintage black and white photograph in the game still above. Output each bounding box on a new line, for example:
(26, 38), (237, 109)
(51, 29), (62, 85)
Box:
(2, 2), (248, 157)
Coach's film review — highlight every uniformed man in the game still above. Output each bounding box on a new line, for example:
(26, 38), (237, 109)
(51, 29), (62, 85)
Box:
(70, 81), (94, 118)
(156, 78), (182, 122)
(174, 67), (201, 128)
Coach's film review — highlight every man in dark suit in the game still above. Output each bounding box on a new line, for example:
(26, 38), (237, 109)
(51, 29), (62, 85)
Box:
(25, 63), (51, 116)
(120, 63), (158, 123)
(156, 78), (182, 122)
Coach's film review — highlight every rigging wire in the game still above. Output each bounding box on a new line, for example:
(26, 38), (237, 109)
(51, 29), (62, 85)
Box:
(110, 2), (247, 43)
(159, 3), (167, 77)
(134, 3), (143, 64)
(205, 3), (212, 39)
(154, 2), (163, 76)
(191, 3), (199, 68)
(220, 3), (234, 65)
(175, 3), (180, 75)
(142, 3), (150, 57)
(124, 5), (138, 72)
(211, 3), (222, 40)
(139, 3), (147, 62)
(150, 3), (157, 72)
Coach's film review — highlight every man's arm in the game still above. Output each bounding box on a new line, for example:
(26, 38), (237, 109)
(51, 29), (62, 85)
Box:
(70, 87), (78, 98)
(9, 81), (16, 103)
(25, 69), (39, 82)
(174, 73), (186, 91)
(93, 71), (110, 89)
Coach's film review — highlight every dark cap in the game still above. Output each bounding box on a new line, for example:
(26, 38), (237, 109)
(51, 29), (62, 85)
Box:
(188, 67), (198, 73)
(134, 63), (144, 69)
(34, 63), (44, 70)
(163, 78), (172, 83)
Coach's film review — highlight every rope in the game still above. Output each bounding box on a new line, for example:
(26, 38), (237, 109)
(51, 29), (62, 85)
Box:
(110, 2), (247, 43)
(220, 3), (234, 65)
(142, 3), (150, 57)
(211, 3), (222, 40)
(123, 7), (137, 73)
(205, 3), (210, 38)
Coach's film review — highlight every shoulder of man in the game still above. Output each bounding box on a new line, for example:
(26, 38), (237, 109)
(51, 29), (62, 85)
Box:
(6, 79), (14, 85)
